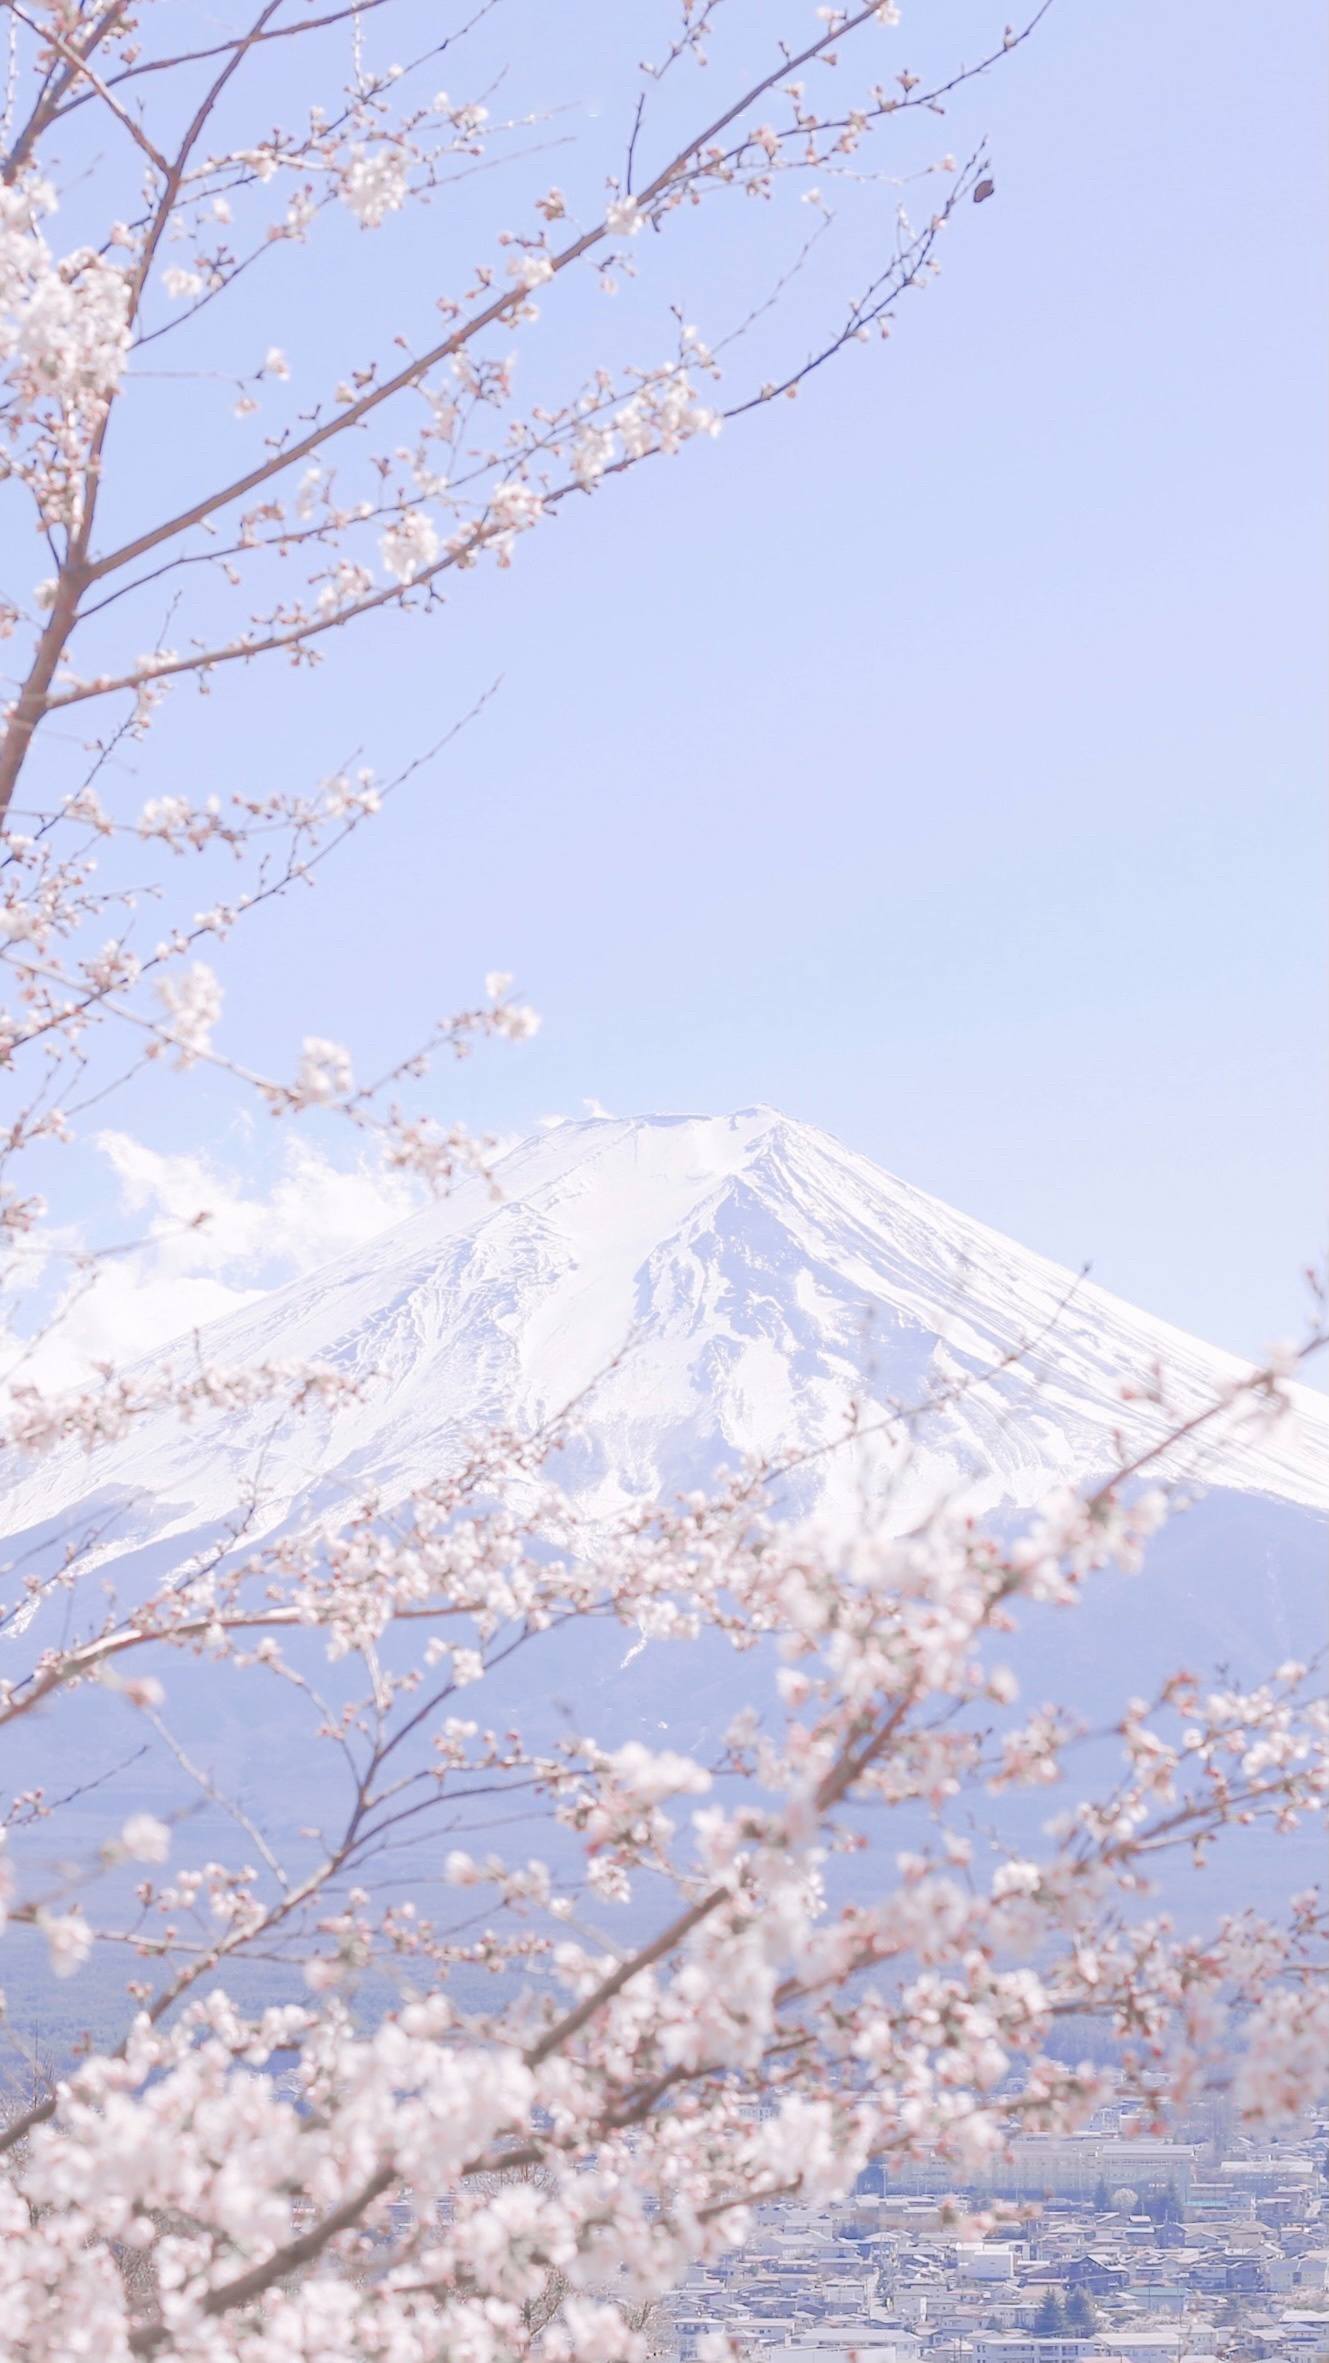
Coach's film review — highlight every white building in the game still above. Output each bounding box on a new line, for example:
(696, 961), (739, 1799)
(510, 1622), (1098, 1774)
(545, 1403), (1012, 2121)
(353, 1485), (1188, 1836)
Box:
(957, 2246), (1017, 2283)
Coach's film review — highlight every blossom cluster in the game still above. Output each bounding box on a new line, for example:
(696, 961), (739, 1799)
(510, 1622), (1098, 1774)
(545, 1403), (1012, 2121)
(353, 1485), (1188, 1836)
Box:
(0, 174), (130, 525)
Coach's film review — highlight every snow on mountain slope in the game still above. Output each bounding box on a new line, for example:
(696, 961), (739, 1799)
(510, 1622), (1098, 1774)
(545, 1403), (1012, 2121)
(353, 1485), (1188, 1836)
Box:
(5, 1110), (1314, 1578)
(2, 1107), (1326, 1578)
(2, 1108), (1323, 1935)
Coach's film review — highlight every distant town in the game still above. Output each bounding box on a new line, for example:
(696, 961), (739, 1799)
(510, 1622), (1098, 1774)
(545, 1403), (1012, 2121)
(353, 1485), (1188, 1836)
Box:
(659, 2096), (1329, 2363)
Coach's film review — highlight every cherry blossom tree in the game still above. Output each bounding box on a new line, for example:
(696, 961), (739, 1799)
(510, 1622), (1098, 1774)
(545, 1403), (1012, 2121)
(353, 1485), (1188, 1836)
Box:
(0, 6), (1326, 2361)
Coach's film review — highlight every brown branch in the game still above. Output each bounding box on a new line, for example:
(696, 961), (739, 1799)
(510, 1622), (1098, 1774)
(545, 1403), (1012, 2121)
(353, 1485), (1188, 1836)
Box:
(0, 563), (88, 817)
(1, 1), (130, 184)
(40, 179), (967, 720)
(80, 0), (923, 591)
(49, 0), (410, 116)
(0, 1), (288, 824)
(0, 0), (1052, 827)
(126, 2161), (397, 2355)
(8, 4), (170, 175)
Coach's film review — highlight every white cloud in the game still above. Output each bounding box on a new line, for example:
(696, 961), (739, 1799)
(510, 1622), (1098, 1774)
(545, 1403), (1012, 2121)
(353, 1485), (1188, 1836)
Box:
(3, 1133), (420, 1398)
(98, 1129), (418, 1278)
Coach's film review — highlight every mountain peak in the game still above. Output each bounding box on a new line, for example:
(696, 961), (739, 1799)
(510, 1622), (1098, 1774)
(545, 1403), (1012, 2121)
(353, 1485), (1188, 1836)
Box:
(4, 1115), (1326, 1583)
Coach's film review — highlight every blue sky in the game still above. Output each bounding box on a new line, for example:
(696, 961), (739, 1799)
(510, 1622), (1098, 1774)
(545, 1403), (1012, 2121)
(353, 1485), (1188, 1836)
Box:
(55, 0), (1326, 1368)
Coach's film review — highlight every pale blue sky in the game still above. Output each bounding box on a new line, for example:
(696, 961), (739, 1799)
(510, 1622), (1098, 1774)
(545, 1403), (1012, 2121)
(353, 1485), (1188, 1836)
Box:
(76, 0), (1325, 1366)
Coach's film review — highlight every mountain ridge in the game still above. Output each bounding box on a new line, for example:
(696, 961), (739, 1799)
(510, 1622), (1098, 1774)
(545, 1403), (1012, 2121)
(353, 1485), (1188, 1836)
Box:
(3, 1108), (1325, 1587)
(2, 1109), (1323, 1932)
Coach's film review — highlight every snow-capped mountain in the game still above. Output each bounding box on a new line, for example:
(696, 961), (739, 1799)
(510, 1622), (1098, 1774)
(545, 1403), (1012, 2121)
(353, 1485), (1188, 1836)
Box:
(3, 1109), (1323, 1937)
(2, 1107), (1325, 1584)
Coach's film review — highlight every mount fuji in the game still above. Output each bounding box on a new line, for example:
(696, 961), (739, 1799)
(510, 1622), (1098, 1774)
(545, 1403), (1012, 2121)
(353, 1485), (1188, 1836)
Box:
(2, 1109), (1324, 1954)
(3, 1107), (1326, 1581)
